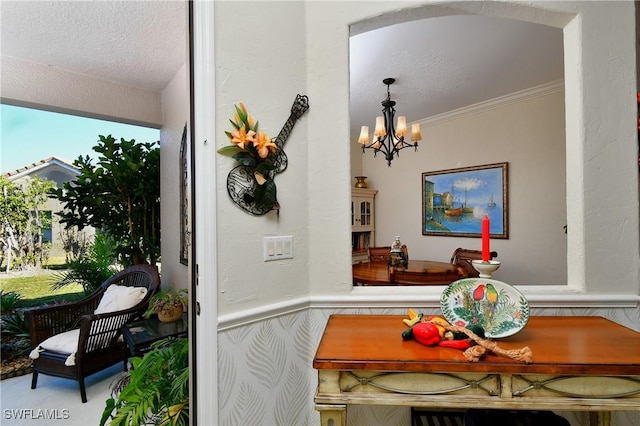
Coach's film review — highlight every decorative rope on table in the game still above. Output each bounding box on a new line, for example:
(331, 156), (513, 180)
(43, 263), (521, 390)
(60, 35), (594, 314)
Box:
(429, 320), (533, 363)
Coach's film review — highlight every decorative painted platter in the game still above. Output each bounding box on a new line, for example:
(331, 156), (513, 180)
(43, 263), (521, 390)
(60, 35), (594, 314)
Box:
(440, 278), (530, 338)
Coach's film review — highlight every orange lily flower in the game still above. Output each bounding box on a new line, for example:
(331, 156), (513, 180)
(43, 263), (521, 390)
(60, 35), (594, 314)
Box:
(230, 127), (256, 150)
(254, 131), (276, 158)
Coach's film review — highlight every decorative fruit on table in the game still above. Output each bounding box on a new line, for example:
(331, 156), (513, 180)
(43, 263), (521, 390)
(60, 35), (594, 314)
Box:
(438, 339), (472, 350)
(400, 308), (533, 363)
(401, 309), (481, 350)
(412, 322), (441, 346)
(424, 315), (449, 338)
(402, 308), (422, 327)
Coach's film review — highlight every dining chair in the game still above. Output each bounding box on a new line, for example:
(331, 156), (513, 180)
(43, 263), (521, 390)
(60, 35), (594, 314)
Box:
(367, 245), (408, 262)
(450, 248), (498, 278)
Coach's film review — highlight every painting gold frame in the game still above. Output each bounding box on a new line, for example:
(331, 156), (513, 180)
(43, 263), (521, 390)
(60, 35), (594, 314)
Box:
(422, 162), (508, 238)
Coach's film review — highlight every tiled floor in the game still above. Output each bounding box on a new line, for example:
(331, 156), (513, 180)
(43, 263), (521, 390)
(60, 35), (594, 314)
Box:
(1, 364), (123, 425)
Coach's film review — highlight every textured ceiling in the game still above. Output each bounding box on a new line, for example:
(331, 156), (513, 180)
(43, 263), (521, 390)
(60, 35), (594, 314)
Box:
(1, 1), (563, 138)
(350, 15), (564, 140)
(0, 0), (186, 93)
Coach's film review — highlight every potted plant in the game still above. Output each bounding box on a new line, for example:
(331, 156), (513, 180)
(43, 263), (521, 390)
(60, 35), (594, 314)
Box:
(101, 337), (189, 426)
(144, 288), (187, 322)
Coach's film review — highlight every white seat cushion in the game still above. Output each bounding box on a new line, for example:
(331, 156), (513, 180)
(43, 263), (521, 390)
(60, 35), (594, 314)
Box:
(94, 284), (148, 315)
(29, 329), (80, 366)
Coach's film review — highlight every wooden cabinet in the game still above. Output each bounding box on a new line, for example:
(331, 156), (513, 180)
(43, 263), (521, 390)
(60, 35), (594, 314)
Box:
(351, 188), (377, 263)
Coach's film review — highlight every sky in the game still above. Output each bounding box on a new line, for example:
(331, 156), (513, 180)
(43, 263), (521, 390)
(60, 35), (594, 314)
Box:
(1, 104), (161, 174)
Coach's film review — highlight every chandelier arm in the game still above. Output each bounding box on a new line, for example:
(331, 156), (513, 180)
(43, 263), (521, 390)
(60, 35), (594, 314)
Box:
(380, 102), (398, 166)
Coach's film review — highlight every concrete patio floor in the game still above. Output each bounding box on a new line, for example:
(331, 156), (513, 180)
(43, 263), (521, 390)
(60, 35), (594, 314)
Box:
(1, 364), (123, 425)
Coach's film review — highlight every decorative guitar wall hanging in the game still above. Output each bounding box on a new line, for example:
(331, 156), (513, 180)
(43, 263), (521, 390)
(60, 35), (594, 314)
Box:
(217, 95), (309, 215)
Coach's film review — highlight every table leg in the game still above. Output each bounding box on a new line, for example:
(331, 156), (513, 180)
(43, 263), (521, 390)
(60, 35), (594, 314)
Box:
(589, 411), (611, 426)
(316, 404), (346, 426)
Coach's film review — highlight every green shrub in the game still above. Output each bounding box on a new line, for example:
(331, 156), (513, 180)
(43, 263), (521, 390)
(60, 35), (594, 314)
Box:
(1, 290), (23, 313)
(1, 311), (30, 338)
(52, 135), (161, 266)
(101, 338), (189, 426)
(52, 233), (118, 295)
(0, 337), (30, 360)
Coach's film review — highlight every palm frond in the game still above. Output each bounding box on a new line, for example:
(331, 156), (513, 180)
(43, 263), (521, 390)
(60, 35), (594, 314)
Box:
(101, 338), (189, 426)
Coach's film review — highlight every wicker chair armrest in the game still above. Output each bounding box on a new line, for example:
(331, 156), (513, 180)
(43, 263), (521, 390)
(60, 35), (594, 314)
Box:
(25, 297), (100, 348)
(75, 302), (149, 360)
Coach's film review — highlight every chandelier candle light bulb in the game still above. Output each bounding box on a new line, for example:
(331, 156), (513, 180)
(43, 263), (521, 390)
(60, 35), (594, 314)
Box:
(395, 116), (407, 137)
(374, 116), (386, 137)
(411, 123), (422, 142)
(358, 126), (370, 145)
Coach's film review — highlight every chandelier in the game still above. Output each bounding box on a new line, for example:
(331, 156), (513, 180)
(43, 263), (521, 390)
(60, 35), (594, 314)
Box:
(357, 78), (422, 167)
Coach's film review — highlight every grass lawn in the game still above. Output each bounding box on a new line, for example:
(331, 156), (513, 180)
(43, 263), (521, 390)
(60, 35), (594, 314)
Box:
(0, 272), (85, 308)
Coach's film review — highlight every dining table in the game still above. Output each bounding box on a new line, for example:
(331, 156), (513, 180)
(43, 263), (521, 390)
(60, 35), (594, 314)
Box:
(352, 260), (465, 285)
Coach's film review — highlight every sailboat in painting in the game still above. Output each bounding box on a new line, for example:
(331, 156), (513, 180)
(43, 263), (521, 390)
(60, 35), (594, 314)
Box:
(487, 194), (496, 208)
(462, 188), (474, 214)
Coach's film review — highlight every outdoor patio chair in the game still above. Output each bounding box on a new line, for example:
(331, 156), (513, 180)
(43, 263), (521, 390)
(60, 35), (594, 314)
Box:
(26, 264), (160, 403)
(450, 248), (498, 278)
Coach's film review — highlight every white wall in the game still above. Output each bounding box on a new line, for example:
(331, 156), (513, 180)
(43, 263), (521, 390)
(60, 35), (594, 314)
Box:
(160, 63), (189, 291)
(365, 87), (567, 285)
(214, 0), (309, 317)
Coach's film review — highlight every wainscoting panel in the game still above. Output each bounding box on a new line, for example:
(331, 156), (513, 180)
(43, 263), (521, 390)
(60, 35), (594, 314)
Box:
(217, 305), (640, 426)
(218, 309), (323, 425)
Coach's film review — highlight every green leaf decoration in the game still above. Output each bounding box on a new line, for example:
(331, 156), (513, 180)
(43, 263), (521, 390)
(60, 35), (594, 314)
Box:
(217, 145), (243, 156)
(232, 151), (258, 167)
(229, 118), (241, 131)
(235, 104), (247, 123)
(254, 179), (277, 209)
(255, 162), (277, 175)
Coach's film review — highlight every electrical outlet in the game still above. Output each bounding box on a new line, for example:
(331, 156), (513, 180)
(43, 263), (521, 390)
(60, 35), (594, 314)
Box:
(263, 236), (293, 261)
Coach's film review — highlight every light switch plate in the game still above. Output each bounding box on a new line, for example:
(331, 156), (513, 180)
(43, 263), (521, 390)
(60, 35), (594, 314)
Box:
(263, 236), (293, 261)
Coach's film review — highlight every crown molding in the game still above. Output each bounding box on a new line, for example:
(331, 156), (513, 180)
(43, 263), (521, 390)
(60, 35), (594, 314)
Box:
(421, 79), (565, 126)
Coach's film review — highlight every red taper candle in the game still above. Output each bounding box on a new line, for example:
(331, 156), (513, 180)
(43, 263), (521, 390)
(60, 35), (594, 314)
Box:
(481, 215), (490, 262)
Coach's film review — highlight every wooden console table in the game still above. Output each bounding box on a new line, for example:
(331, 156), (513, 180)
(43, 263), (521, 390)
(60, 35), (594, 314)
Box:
(313, 315), (640, 426)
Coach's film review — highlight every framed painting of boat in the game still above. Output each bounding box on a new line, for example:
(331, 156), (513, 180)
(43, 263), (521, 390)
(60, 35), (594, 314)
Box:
(422, 162), (508, 238)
